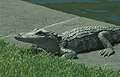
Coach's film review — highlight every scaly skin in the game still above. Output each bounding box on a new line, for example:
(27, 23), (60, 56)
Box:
(15, 26), (120, 59)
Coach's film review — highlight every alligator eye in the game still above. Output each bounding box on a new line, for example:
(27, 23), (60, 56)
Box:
(36, 31), (43, 35)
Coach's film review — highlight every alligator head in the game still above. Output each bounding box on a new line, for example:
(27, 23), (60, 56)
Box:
(15, 28), (61, 54)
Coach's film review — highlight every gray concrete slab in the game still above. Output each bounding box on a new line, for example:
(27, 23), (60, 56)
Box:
(0, 0), (120, 70)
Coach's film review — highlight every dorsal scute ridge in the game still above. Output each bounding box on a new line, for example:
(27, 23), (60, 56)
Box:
(61, 26), (120, 41)
(50, 32), (62, 42)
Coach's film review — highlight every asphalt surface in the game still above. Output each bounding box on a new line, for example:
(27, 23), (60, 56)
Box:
(0, 0), (120, 70)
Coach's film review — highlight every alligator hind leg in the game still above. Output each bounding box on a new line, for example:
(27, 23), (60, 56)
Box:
(60, 47), (77, 59)
(98, 31), (115, 57)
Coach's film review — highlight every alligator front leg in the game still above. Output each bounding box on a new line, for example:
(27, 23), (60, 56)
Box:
(98, 31), (115, 57)
(30, 44), (46, 54)
(60, 47), (77, 59)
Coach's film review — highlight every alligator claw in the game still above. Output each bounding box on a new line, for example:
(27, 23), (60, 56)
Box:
(99, 48), (115, 57)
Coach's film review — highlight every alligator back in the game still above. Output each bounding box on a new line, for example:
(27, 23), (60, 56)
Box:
(61, 26), (120, 53)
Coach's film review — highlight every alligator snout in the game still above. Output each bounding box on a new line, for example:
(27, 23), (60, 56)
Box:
(16, 33), (25, 37)
(14, 33), (24, 39)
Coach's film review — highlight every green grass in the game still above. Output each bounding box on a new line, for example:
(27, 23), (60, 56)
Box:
(0, 40), (120, 77)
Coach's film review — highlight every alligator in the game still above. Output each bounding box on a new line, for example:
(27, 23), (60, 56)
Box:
(14, 26), (120, 59)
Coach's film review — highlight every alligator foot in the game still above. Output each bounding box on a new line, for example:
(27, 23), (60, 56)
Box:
(99, 48), (115, 57)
